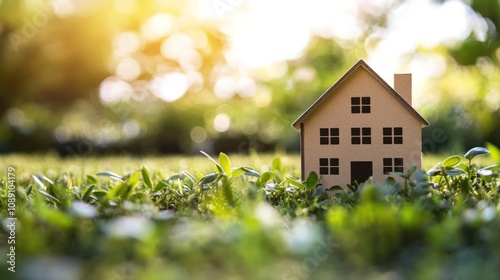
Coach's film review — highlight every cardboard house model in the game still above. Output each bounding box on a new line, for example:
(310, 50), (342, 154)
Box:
(292, 59), (429, 187)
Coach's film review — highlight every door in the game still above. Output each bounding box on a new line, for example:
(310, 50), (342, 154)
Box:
(351, 161), (373, 184)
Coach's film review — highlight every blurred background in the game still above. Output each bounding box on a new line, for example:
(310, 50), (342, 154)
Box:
(0, 0), (499, 156)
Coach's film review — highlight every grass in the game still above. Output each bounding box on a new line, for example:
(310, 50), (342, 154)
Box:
(0, 149), (499, 280)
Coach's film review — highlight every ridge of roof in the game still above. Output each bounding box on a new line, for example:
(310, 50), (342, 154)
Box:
(292, 59), (430, 130)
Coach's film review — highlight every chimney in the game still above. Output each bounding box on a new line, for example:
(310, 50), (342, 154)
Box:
(394, 74), (412, 105)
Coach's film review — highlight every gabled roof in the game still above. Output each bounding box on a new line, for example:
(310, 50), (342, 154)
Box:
(292, 59), (430, 130)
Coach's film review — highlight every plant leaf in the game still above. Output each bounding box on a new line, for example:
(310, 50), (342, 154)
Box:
(153, 180), (169, 192)
(219, 152), (231, 176)
(32, 175), (46, 189)
(444, 168), (467, 176)
(197, 173), (218, 186)
(257, 172), (275, 188)
(200, 151), (224, 174)
(312, 185), (325, 197)
(442, 155), (461, 168)
(286, 177), (304, 188)
(427, 163), (442, 176)
(141, 167), (153, 190)
(96, 171), (124, 183)
(105, 182), (129, 200)
(272, 157), (283, 175)
(230, 167), (247, 178)
(486, 143), (500, 163)
(82, 185), (95, 202)
(242, 167), (260, 177)
(37, 189), (61, 203)
(464, 147), (489, 160)
(305, 172), (319, 190)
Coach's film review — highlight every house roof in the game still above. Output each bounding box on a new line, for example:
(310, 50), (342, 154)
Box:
(292, 59), (430, 131)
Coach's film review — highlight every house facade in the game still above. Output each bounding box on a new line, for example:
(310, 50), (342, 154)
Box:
(292, 60), (429, 187)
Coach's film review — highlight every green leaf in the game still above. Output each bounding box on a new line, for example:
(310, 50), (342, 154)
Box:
(385, 176), (396, 186)
(198, 173), (218, 186)
(257, 172), (275, 188)
(464, 147), (489, 160)
(86, 175), (98, 185)
(477, 168), (494, 177)
(442, 155), (461, 168)
(96, 171), (124, 183)
(166, 174), (185, 182)
(153, 180), (169, 192)
(25, 184), (33, 196)
(219, 152), (231, 176)
(127, 171), (140, 187)
(181, 171), (196, 184)
(37, 189), (61, 204)
(478, 165), (500, 177)
(286, 177), (304, 188)
(141, 167), (153, 190)
(403, 164), (417, 178)
(105, 182), (129, 200)
(41, 175), (54, 186)
(82, 185), (95, 202)
(230, 167), (247, 178)
(305, 172), (319, 190)
(312, 185), (326, 197)
(426, 163), (442, 176)
(200, 151), (224, 174)
(444, 168), (467, 176)
(242, 167), (260, 177)
(272, 157), (283, 174)
(221, 177), (234, 206)
(32, 175), (46, 189)
(486, 142), (500, 163)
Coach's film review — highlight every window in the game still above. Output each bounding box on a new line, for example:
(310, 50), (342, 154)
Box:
(383, 158), (404, 174)
(351, 97), (370, 114)
(383, 127), (403, 144)
(351, 127), (371, 144)
(319, 158), (339, 175)
(320, 128), (339, 145)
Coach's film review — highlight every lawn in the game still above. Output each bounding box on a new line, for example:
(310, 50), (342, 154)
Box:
(1, 147), (500, 280)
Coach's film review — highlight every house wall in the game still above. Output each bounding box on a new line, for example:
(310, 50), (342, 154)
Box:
(301, 66), (423, 187)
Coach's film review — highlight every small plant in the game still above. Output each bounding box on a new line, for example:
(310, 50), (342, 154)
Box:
(426, 147), (500, 205)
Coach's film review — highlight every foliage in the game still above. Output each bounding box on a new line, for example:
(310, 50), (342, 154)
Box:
(1, 148), (500, 279)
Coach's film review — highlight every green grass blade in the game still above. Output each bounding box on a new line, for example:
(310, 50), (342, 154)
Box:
(141, 167), (153, 190)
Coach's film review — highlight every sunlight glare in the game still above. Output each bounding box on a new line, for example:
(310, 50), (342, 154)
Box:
(141, 13), (175, 41)
(161, 33), (194, 60)
(113, 32), (142, 57)
(116, 57), (142, 81)
(214, 76), (236, 100)
(99, 77), (133, 104)
(150, 72), (189, 102)
(236, 76), (257, 98)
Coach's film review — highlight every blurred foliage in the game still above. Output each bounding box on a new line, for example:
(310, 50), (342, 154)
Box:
(0, 0), (499, 155)
(1, 148), (500, 279)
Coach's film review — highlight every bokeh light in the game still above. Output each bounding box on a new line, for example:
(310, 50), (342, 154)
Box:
(150, 72), (189, 102)
(141, 13), (175, 41)
(213, 113), (231, 132)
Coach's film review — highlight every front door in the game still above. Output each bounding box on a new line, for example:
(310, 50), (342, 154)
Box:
(351, 161), (373, 184)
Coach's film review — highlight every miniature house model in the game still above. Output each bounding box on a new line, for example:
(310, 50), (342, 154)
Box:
(292, 59), (429, 187)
